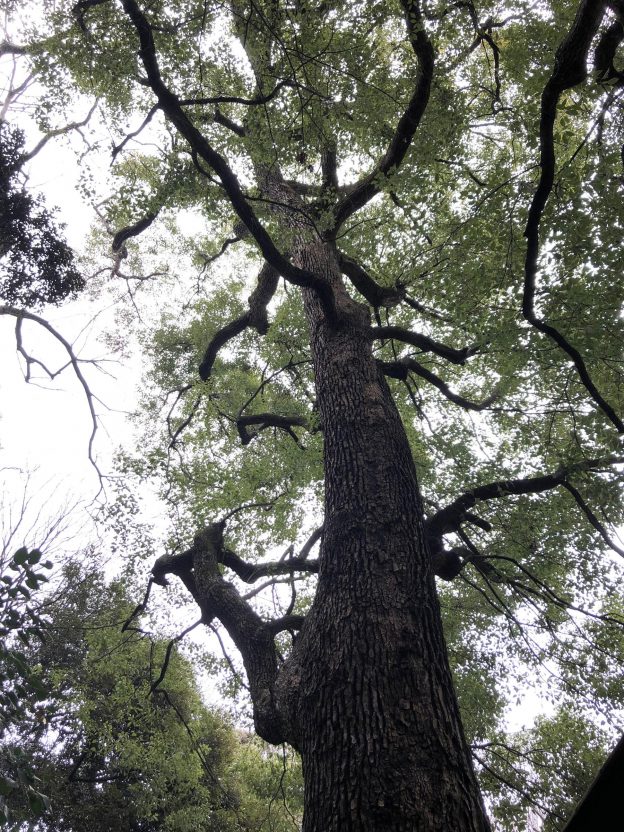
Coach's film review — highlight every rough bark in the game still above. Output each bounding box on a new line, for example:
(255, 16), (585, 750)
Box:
(273, 239), (491, 831)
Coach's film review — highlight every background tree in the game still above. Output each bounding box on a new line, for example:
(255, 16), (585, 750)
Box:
(0, 122), (84, 309)
(3, 559), (303, 832)
(5, 0), (624, 829)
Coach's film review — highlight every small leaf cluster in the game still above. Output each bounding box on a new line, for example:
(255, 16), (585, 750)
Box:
(0, 547), (52, 826)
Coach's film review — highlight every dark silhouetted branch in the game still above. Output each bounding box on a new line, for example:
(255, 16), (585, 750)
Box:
(120, 0), (338, 324)
(236, 413), (309, 445)
(379, 357), (496, 410)
(198, 261), (279, 380)
(562, 482), (624, 558)
(338, 253), (403, 308)
(372, 325), (477, 365)
(427, 456), (624, 539)
(334, 0), (434, 229)
(523, 0), (623, 433)
(112, 210), (159, 253)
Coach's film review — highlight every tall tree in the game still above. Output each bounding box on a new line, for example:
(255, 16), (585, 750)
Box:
(11, 0), (624, 829)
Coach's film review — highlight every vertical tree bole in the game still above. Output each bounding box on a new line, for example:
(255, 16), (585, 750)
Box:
(275, 240), (491, 831)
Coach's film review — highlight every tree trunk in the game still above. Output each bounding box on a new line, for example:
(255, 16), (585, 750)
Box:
(276, 239), (491, 831)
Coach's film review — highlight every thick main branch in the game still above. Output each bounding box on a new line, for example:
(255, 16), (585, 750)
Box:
(119, 0), (338, 324)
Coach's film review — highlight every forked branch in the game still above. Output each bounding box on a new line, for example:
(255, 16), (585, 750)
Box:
(120, 0), (338, 324)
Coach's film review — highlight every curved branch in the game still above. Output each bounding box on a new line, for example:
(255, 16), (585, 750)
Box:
(338, 253), (403, 308)
(427, 456), (624, 539)
(562, 482), (624, 558)
(379, 357), (497, 410)
(120, 0), (338, 324)
(1, 305), (101, 480)
(152, 527), (285, 740)
(198, 261), (279, 380)
(112, 104), (159, 160)
(334, 0), (434, 229)
(236, 412), (309, 445)
(372, 325), (477, 365)
(149, 619), (202, 693)
(179, 78), (294, 107)
(187, 524), (286, 743)
(523, 0), (623, 433)
(22, 101), (98, 163)
(111, 210), (159, 253)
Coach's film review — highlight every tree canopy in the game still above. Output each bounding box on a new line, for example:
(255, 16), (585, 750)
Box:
(2, 0), (624, 829)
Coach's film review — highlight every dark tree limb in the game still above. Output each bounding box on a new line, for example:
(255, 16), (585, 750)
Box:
(198, 315), (250, 381)
(523, 0), (624, 433)
(152, 523), (286, 743)
(236, 412), (309, 445)
(379, 357), (497, 410)
(297, 526), (323, 560)
(112, 210), (160, 253)
(1, 305), (101, 483)
(198, 234), (242, 268)
(265, 614), (306, 635)
(198, 261), (279, 380)
(72, 0), (111, 33)
(334, 0), (434, 229)
(112, 104), (159, 160)
(562, 482), (624, 558)
(0, 41), (28, 56)
(213, 108), (245, 136)
(179, 79), (294, 107)
(338, 253), (404, 308)
(372, 325), (477, 365)
(427, 456), (624, 539)
(220, 549), (319, 582)
(120, 0), (338, 324)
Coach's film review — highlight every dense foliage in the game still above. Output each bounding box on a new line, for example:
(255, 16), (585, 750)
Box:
(1, 560), (302, 831)
(0, 548), (51, 826)
(0, 122), (84, 308)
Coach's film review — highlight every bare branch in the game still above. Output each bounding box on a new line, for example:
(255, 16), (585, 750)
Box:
(111, 103), (159, 160)
(0, 305), (101, 481)
(22, 101), (99, 163)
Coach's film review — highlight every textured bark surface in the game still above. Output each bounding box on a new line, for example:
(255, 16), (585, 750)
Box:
(275, 239), (491, 831)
